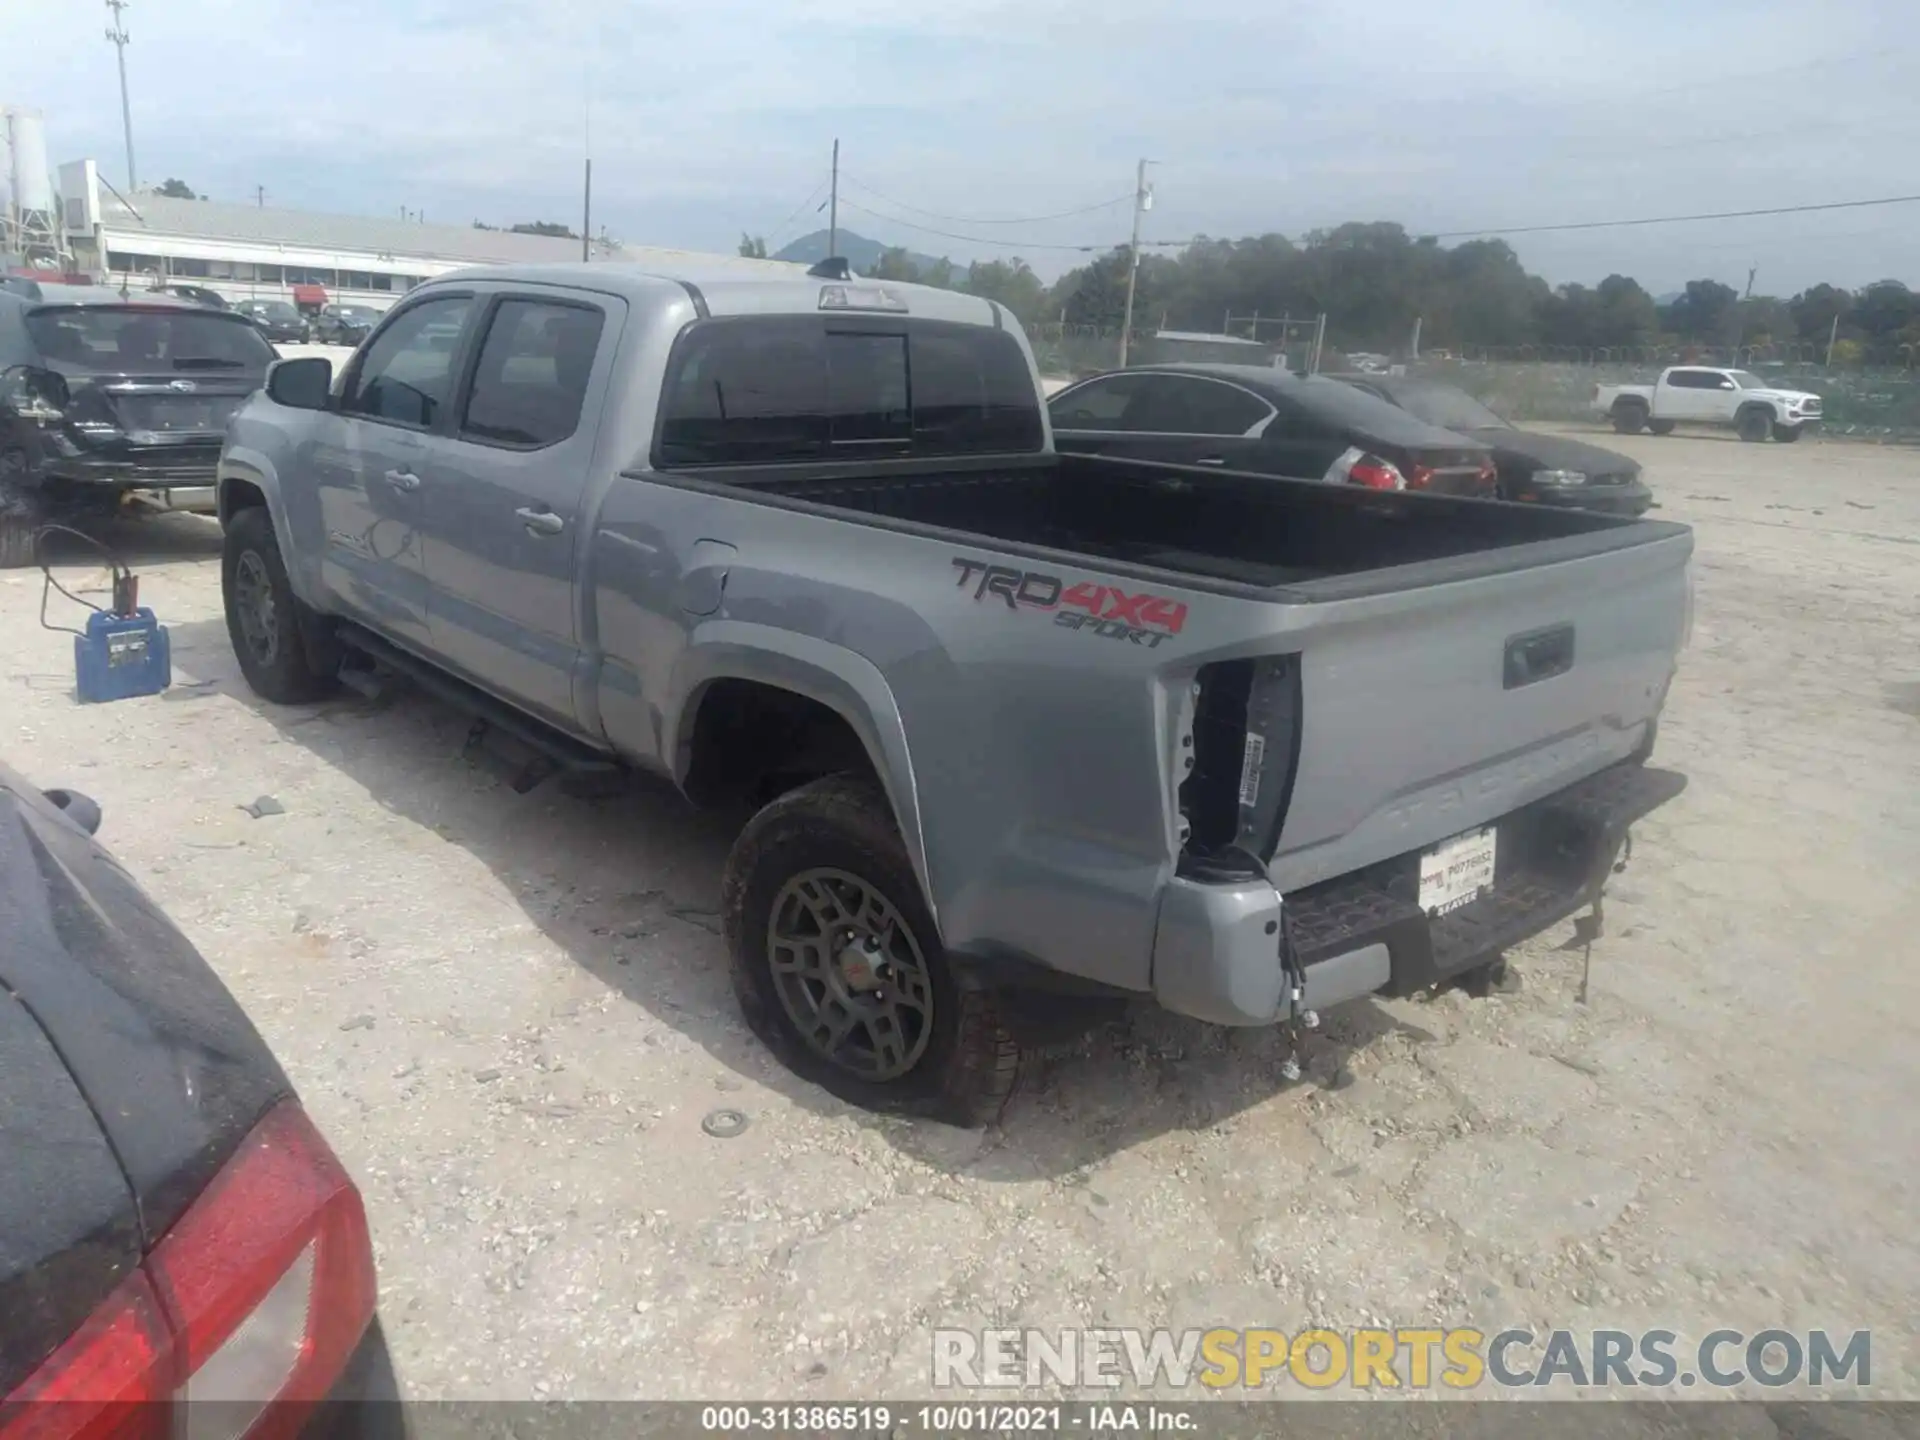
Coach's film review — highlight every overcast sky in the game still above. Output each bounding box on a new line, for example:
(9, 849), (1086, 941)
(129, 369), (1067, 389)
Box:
(4, 0), (1916, 294)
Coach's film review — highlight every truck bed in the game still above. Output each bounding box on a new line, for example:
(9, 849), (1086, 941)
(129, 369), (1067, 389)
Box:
(721, 451), (1673, 596)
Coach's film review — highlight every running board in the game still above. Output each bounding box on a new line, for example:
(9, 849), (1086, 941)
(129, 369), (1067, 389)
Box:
(334, 625), (622, 792)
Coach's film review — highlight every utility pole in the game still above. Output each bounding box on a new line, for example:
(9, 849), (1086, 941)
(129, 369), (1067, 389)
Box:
(828, 139), (840, 257)
(104, 0), (135, 190)
(1825, 312), (1840, 369)
(582, 159), (592, 263)
(1118, 158), (1153, 367)
(1744, 266), (1757, 300)
(255, 185), (265, 208)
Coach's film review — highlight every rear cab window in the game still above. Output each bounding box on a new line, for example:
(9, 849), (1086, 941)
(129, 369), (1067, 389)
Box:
(24, 305), (275, 371)
(655, 316), (1042, 467)
(460, 298), (606, 448)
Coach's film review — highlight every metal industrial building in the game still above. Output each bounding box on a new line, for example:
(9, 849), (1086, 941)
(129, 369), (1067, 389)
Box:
(35, 154), (782, 309)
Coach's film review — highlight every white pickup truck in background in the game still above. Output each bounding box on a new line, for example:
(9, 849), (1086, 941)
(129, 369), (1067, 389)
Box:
(1595, 366), (1823, 443)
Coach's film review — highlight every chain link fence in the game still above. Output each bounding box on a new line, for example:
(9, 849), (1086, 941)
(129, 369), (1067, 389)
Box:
(1416, 355), (1920, 440)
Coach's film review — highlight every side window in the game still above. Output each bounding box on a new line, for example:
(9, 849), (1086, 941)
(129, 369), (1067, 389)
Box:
(1666, 370), (1711, 390)
(1261, 395), (1343, 443)
(1132, 376), (1271, 435)
(1048, 374), (1150, 430)
(460, 298), (606, 448)
(341, 296), (473, 428)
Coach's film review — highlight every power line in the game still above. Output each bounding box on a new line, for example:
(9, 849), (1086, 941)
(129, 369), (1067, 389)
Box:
(1426, 193), (1920, 240)
(838, 173), (1133, 226)
(763, 177), (830, 247)
(834, 197), (1101, 251)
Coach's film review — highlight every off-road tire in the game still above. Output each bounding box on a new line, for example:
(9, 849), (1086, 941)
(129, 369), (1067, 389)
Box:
(722, 775), (1019, 1127)
(1736, 407), (1772, 443)
(1611, 402), (1648, 435)
(1647, 419), (1676, 436)
(222, 505), (337, 703)
(1772, 423), (1804, 443)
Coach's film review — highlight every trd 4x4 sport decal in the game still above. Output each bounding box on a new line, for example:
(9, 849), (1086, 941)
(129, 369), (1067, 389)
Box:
(950, 557), (1189, 648)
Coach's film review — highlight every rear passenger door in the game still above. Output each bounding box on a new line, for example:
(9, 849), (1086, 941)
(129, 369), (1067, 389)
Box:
(420, 291), (617, 731)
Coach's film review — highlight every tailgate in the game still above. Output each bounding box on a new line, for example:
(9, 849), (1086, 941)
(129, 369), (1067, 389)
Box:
(1266, 527), (1691, 892)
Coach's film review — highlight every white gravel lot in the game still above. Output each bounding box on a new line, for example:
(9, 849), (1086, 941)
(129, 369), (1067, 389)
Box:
(2, 427), (1916, 1406)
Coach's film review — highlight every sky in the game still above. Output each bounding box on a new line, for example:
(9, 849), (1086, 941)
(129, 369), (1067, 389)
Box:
(3, 0), (1917, 295)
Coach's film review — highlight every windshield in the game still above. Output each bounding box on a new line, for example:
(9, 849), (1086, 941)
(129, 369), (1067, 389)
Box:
(1390, 383), (1510, 431)
(1728, 370), (1767, 389)
(26, 305), (277, 371)
(243, 301), (299, 320)
(340, 306), (378, 321)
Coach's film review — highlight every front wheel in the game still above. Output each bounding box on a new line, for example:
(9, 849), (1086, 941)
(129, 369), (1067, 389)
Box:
(1736, 408), (1772, 443)
(722, 775), (1019, 1127)
(1647, 419), (1676, 436)
(1772, 424), (1804, 443)
(1611, 403), (1648, 435)
(222, 506), (338, 703)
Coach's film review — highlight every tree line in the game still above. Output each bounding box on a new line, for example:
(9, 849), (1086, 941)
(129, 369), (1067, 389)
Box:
(744, 221), (1920, 367)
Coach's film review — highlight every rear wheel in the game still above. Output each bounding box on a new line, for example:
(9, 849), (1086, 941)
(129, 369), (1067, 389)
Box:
(1611, 402), (1648, 435)
(722, 775), (1019, 1127)
(0, 448), (41, 570)
(1647, 419), (1676, 436)
(222, 506), (337, 703)
(1736, 407), (1772, 443)
(1772, 423), (1804, 443)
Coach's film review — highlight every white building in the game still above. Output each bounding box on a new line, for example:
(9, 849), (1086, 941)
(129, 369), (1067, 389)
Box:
(51, 157), (777, 310)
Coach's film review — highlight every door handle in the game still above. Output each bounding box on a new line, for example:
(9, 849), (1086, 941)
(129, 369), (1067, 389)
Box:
(516, 507), (565, 536)
(383, 469), (421, 492)
(1195, 455), (1227, 466)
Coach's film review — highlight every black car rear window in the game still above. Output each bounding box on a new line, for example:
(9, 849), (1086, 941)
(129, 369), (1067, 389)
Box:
(656, 316), (1042, 466)
(26, 306), (275, 372)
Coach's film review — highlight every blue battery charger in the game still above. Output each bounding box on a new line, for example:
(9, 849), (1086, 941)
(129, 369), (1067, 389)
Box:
(35, 524), (174, 704)
(75, 607), (172, 703)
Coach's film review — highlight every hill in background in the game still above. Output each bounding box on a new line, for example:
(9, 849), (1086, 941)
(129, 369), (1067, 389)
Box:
(773, 228), (947, 275)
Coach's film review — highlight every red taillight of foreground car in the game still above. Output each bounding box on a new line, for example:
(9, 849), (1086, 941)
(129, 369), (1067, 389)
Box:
(0, 1104), (375, 1440)
(1347, 454), (1406, 490)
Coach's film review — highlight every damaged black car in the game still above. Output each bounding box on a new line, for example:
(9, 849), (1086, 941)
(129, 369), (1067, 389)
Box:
(1, 289), (275, 565)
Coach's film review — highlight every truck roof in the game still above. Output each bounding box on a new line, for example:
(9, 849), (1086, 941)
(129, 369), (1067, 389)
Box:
(423, 261), (1005, 328)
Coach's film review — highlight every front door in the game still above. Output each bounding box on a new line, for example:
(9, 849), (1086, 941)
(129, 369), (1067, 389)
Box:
(315, 293), (478, 648)
(421, 293), (615, 731)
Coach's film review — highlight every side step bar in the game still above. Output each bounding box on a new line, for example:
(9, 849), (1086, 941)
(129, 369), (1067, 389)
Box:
(334, 625), (623, 793)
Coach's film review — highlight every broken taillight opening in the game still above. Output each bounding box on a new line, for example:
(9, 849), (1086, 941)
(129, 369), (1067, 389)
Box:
(1176, 656), (1302, 880)
(1404, 462), (1435, 490)
(0, 1104), (376, 1440)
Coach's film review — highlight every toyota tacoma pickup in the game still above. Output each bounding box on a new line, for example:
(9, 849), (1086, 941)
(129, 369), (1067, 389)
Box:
(215, 261), (1692, 1125)
(1596, 366), (1822, 442)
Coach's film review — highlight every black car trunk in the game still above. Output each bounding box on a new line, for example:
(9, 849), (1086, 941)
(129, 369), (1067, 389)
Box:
(68, 371), (258, 443)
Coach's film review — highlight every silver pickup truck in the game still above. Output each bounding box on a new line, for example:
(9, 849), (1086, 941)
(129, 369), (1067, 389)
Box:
(216, 261), (1691, 1125)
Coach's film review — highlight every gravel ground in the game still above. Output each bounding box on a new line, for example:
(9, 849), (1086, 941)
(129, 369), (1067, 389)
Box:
(2, 428), (1916, 1406)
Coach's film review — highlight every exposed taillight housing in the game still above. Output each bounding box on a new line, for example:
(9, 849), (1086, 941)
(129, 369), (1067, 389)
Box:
(0, 1104), (376, 1440)
(1404, 462), (1435, 491)
(1324, 446), (1406, 491)
(1477, 460), (1499, 496)
(1176, 656), (1301, 878)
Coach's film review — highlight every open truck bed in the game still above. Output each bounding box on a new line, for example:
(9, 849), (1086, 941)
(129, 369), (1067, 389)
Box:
(719, 449), (1678, 596)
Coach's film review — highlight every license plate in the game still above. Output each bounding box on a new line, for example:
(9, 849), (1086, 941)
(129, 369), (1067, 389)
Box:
(1419, 826), (1497, 917)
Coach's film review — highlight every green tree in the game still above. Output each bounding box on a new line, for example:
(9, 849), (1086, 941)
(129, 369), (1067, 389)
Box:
(962, 258), (1047, 324)
(738, 234), (768, 258)
(1789, 283), (1852, 345)
(509, 220), (578, 239)
(1662, 280), (1740, 343)
(155, 178), (200, 199)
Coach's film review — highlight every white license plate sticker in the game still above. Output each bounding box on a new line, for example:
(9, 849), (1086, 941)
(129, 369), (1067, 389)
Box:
(1419, 827), (1498, 917)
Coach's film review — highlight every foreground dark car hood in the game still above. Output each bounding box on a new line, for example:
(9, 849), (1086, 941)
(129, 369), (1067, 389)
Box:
(1469, 426), (1638, 476)
(0, 763), (289, 1392)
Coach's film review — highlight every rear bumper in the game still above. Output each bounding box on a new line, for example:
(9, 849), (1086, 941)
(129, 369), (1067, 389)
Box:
(302, 1317), (406, 1439)
(46, 450), (223, 491)
(1151, 760), (1687, 1026)
(1520, 481), (1653, 517)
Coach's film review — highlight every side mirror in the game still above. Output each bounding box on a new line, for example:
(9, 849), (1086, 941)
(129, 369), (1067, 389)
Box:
(43, 788), (103, 836)
(2, 363), (71, 417)
(266, 356), (332, 411)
